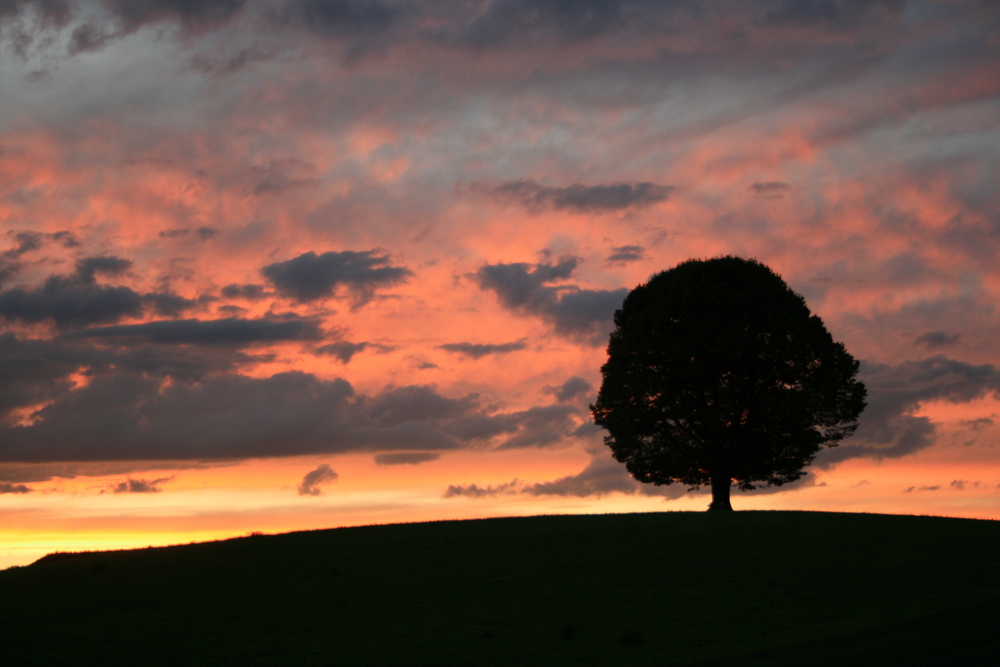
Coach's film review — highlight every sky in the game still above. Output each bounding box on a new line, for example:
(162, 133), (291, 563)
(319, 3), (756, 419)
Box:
(1, 0), (999, 568)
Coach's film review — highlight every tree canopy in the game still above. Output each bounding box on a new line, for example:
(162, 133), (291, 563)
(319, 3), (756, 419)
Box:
(591, 256), (866, 510)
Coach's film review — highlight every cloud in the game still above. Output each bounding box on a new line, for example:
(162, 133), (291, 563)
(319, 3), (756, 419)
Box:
(0, 0), (70, 27)
(0, 333), (271, 426)
(950, 479), (967, 490)
(262, 250), (412, 306)
(144, 292), (199, 318)
(102, 0), (249, 33)
(297, 463), (338, 496)
(0, 279), (143, 330)
(438, 340), (527, 359)
(443, 478), (520, 498)
(158, 227), (219, 241)
(817, 356), (1000, 466)
(276, 0), (403, 40)
(247, 158), (318, 195)
(74, 256), (131, 282)
(111, 476), (172, 494)
(474, 257), (627, 344)
(220, 284), (267, 300)
(758, 0), (905, 28)
(456, 0), (674, 49)
(0, 231), (81, 287)
(0, 257), (144, 329)
(4, 230), (44, 257)
(0, 368), (586, 462)
(367, 384), (480, 426)
(749, 181), (791, 196)
(915, 331), (961, 350)
(523, 455), (652, 498)
(0, 481), (31, 494)
(606, 245), (646, 265)
(60, 316), (324, 347)
(542, 376), (593, 403)
(495, 404), (581, 449)
(472, 180), (671, 213)
(314, 340), (368, 363)
(373, 452), (439, 465)
(0, 460), (232, 484)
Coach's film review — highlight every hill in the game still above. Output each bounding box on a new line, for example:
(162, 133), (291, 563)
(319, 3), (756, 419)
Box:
(1, 511), (997, 666)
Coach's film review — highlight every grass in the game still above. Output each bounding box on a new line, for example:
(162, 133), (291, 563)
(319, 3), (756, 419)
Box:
(1, 511), (997, 666)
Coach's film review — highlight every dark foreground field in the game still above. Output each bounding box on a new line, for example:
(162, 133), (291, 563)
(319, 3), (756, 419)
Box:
(1, 511), (997, 666)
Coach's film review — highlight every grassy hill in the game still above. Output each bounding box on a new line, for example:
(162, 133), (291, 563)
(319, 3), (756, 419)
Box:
(1, 511), (997, 666)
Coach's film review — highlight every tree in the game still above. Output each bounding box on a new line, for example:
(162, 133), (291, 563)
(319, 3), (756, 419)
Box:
(591, 256), (866, 511)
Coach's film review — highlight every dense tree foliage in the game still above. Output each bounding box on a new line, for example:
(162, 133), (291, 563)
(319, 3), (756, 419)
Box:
(591, 257), (866, 510)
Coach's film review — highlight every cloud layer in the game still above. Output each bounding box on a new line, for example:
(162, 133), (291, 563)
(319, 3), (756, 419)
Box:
(0, 0), (997, 518)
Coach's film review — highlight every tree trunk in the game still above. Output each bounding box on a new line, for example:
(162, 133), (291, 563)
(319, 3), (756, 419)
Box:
(707, 473), (733, 511)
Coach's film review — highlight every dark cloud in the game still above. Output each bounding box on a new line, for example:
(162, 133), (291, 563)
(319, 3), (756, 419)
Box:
(474, 257), (627, 344)
(903, 485), (941, 492)
(220, 283), (267, 300)
(247, 158), (318, 195)
(111, 476), (171, 494)
(144, 292), (198, 317)
(759, 0), (905, 28)
(157, 227), (219, 241)
(102, 0), (249, 33)
(262, 250), (412, 306)
(438, 340), (527, 359)
(68, 19), (113, 54)
(3, 230), (78, 257)
(961, 417), (994, 431)
(367, 384), (479, 427)
(472, 179), (672, 213)
(0, 481), (31, 494)
(0, 255), (146, 329)
(442, 479), (520, 498)
(494, 404), (579, 449)
(189, 43), (277, 74)
(950, 479), (967, 490)
(65, 0), (249, 55)
(0, 277), (143, 329)
(749, 181), (790, 196)
(0, 333), (91, 422)
(0, 371), (578, 462)
(456, 0), (678, 48)
(524, 455), (651, 498)
(60, 316), (324, 347)
(542, 376), (593, 403)
(314, 340), (368, 363)
(4, 230), (44, 257)
(915, 331), (961, 350)
(0, 259), (19, 289)
(277, 0), (401, 38)
(0, 332), (271, 426)
(606, 245), (645, 265)
(817, 356), (1000, 466)
(73, 256), (131, 282)
(0, 0), (70, 26)
(297, 463), (338, 496)
(373, 452), (439, 465)
(0, 460), (235, 484)
(109, 344), (269, 381)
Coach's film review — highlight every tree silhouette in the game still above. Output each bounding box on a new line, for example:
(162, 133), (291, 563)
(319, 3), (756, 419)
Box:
(591, 257), (866, 510)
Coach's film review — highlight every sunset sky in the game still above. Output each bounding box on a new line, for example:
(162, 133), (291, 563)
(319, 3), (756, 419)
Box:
(1, 0), (999, 569)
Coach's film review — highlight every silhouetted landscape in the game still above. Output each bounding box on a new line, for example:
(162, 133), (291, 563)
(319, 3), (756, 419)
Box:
(2, 511), (997, 666)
